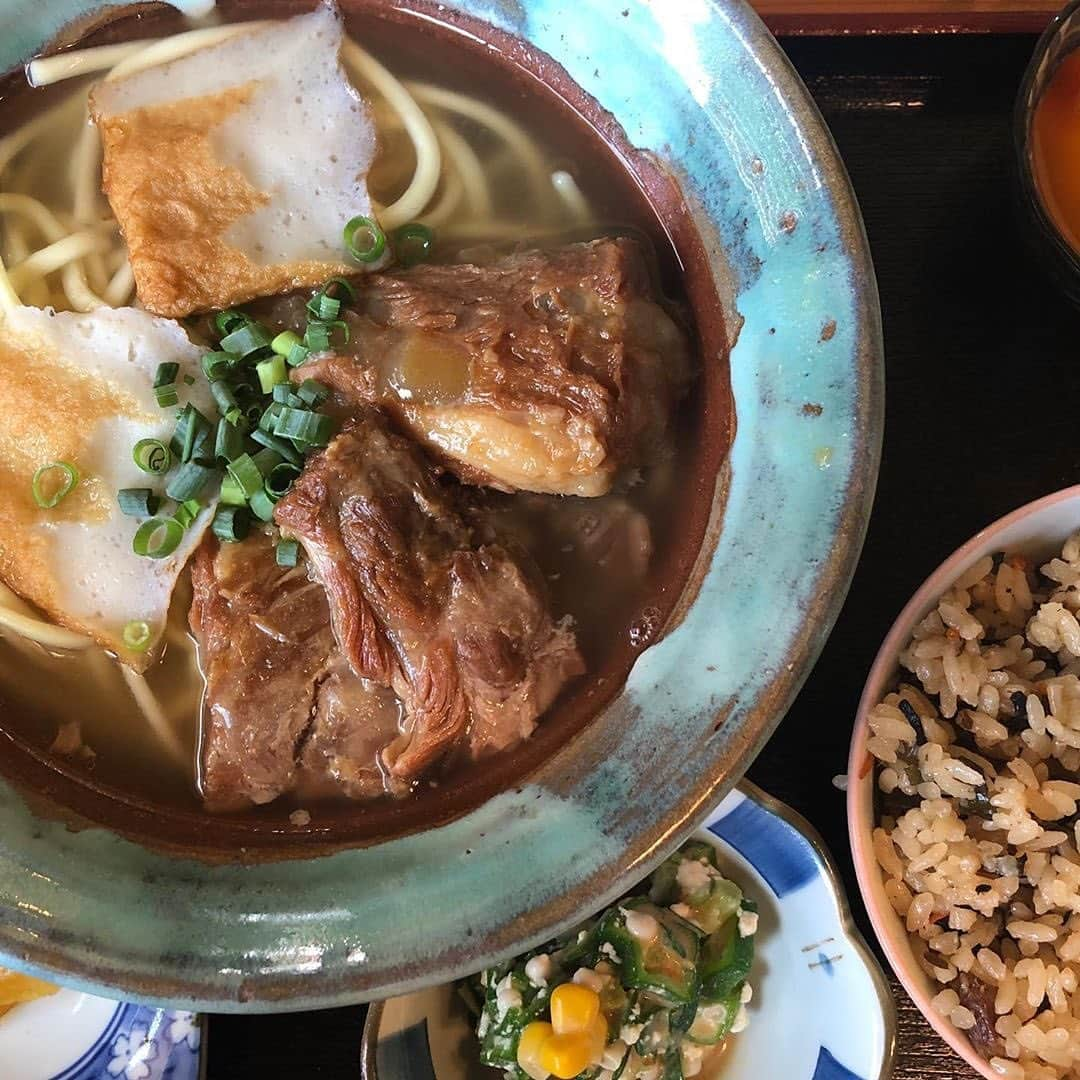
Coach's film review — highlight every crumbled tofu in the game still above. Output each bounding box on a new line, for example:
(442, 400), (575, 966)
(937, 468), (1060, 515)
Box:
(740, 982), (753, 1004)
(495, 973), (522, 1017)
(601, 1040), (628, 1071)
(738, 910), (759, 938)
(599, 941), (622, 964)
(524, 953), (552, 988)
(681, 1043), (705, 1077)
(676, 858), (713, 896)
(620, 1022), (644, 1045)
(89, 3), (379, 317)
(623, 909), (659, 942)
(572, 967), (606, 993)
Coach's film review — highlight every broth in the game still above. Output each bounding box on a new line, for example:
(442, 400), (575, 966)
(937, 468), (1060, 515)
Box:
(0, 2), (728, 843)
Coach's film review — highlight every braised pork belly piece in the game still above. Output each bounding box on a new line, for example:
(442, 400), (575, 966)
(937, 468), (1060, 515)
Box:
(189, 531), (403, 811)
(273, 412), (584, 780)
(292, 237), (690, 496)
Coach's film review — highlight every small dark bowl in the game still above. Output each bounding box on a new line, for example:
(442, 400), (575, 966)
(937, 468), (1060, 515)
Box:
(1016, 0), (1080, 305)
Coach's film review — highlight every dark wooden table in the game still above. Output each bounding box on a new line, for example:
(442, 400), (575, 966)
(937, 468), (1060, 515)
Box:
(206, 30), (1071, 1079)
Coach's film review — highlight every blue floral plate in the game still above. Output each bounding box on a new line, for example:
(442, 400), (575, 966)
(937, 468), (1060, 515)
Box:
(362, 782), (895, 1080)
(0, 990), (202, 1080)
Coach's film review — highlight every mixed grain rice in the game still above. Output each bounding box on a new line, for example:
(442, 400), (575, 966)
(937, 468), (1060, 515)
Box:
(869, 534), (1080, 1079)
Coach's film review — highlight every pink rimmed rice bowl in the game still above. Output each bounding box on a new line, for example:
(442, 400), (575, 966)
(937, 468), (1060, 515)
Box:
(850, 486), (1080, 1080)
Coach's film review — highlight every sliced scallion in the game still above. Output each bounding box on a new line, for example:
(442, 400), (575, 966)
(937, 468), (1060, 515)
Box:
(212, 505), (250, 543)
(344, 214), (386, 264)
(286, 341), (310, 368)
(202, 351), (233, 381)
(221, 321), (273, 359)
(250, 427), (302, 465)
(219, 473), (247, 507)
(214, 418), (244, 463)
(173, 498), (202, 530)
(392, 223), (434, 268)
(272, 383), (293, 404)
(274, 407), (335, 447)
(265, 462), (301, 500)
(153, 362), (179, 388)
(297, 379), (330, 407)
(271, 330), (302, 358)
(250, 448), (284, 476)
(226, 453), (264, 499)
(133, 516), (184, 559)
(165, 460), (215, 502)
(248, 489), (277, 522)
(133, 438), (170, 475)
(154, 384), (179, 408)
(117, 488), (160, 517)
(258, 401), (284, 433)
(256, 354), (287, 394)
(275, 539), (300, 567)
(122, 619), (153, 652)
(215, 309), (249, 336)
(32, 461), (79, 509)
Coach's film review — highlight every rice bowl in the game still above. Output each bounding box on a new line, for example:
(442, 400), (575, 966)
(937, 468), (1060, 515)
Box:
(850, 486), (1080, 1080)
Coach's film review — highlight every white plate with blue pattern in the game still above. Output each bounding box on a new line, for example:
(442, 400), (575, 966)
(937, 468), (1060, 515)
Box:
(362, 782), (895, 1080)
(0, 989), (202, 1080)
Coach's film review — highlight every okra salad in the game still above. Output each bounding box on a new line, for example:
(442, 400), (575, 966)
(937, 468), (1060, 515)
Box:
(462, 841), (758, 1080)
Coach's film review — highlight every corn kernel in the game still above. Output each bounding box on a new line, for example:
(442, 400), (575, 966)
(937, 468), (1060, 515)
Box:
(550, 982), (600, 1034)
(517, 1021), (554, 1080)
(539, 1031), (595, 1079)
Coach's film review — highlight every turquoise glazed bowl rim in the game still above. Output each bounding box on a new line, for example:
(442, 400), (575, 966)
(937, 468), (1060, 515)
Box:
(0, 0), (883, 1009)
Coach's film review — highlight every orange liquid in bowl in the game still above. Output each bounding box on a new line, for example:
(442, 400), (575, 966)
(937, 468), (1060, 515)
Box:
(1033, 48), (1080, 255)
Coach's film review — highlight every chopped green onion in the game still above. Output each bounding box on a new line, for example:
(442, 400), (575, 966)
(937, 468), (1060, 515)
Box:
(219, 473), (247, 507)
(154, 384), (179, 408)
(183, 374), (196, 386)
(344, 214), (386, 264)
(392, 223), (434, 268)
(256, 354), (287, 393)
(210, 379), (241, 421)
(265, 462), (301, 500)
(304, 319), (349, 352)
(133, 516), (184, 559)
(165, 460), (215, 502)
(202, 351), (233, 381)
(286, 341), (310, 368)
(307, 291), (341, 322)
(122, 619), (153, 652)
(215, 309), (249, 336)
(117, 488), (160, 517)
(271, 330), (303, 358)
(250, 427), (302, 465)
(226, 453), (264, 498)
(275, 539), (300, 567)
(248, 489), (277, 522)
(214, 418), (244, 463)
(251, 447), (284, 476)
(221, 321), (273, 359)
(272, 383), (293, 404)
(172, 498), (202, 530)
(132, 438), (170, 475)
(212, 505), (250, 543)
(32, 461), (79, 509)
(274, 407), (335, 446)
(324, 276), (356, 302)
(297, 379), (330, 407)
(258, 401), (284, 433)
(241, 400), (263, 426)
(153, 362), (179, 388)
(172, 404), (211, 463)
